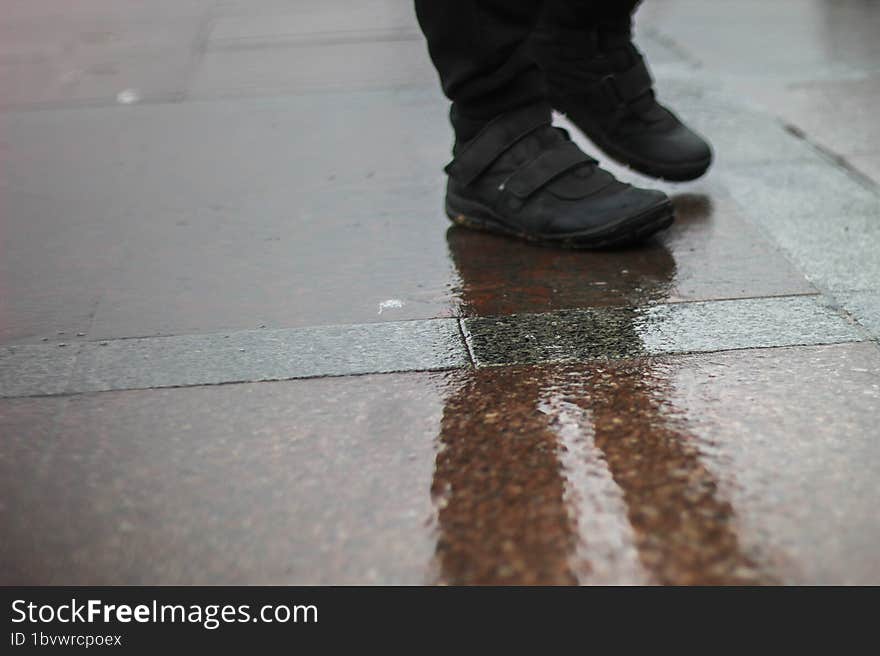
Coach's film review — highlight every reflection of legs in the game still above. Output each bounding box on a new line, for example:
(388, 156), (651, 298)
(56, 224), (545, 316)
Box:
(433, 369), (580, 585)
(414, 1), (546, 142)
(578, 361), (766, 585)
(432, 362), (767, 585)
(434, 215), (768, 584)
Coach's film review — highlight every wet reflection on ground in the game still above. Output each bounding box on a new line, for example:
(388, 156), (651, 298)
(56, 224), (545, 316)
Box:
(445, 210), (680, 316)
(433, 210), (769, 584)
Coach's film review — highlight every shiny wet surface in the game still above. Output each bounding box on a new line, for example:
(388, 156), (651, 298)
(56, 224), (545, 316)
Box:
(3, 0), (880, 585)
(1, 100), (812, 343)
(3, 342), (879, 585)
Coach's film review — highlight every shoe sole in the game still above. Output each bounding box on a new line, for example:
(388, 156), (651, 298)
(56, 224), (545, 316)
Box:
(557, 109), (712, 182)
(445, 194), (675, 249)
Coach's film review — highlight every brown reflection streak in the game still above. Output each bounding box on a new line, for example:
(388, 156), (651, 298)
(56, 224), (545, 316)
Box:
(433, 370), (579, 585)
(565, 361), (766, 584)
(445, 202), (690, 317)
(434, 197), (768, 584)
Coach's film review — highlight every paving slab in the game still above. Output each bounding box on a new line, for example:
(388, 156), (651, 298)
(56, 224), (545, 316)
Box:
(0, 188), (129, 344)
(849, 154), (880, 185)
(0, 395), (70, 534)
(3, 342), (878, 585)
(0, 373), (446, 585)
(638, 0), (880, 81)
(464, 295), (858, 367)
(0, 90), (447, 342)
(668, 342), (880, 584)
(2, 89), (816, 344)
(0, 1), (214, 22)
(635, 295), (858, 355)
(837, 291), (880, 339)
(720, 160), (880, 293)
(0, 344), (80, 398)
(750, 75), (880, 157)
(450, 193), (815, 318)
(0, 52), (192, 110)
(3, 0), (880, 590)
(68, 319), (467, 394)
(4, 294), (860, 398)
(189, 39), (437, 99)
(208, 0), (419, 45)
(0, 4), (209, 109)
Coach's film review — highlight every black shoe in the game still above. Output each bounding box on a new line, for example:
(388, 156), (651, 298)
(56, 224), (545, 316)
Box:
(530, 20), (712, 182)
(444, 103), (674, 248)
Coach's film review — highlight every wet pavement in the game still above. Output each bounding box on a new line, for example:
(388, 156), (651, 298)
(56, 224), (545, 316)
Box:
(1, 0), (879, 585)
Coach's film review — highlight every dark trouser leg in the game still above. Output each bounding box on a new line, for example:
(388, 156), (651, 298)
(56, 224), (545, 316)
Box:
(414, 0), (547, 142)
(418, 1), (674, 245)
(542, 0), (641, 25)
(534, 0), (714, 182)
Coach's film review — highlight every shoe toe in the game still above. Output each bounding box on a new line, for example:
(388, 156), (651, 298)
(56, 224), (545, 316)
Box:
(545, 186), (670, 236)
(636, 123), (712, 167)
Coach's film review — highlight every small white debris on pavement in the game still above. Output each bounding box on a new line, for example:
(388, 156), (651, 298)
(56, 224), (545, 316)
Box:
(378, 299), (405, 314)
(116, 89), (140, 104)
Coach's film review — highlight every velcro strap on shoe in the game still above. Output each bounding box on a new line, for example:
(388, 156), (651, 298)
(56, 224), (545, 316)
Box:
(500, 141), (596, 200)
(609, 58), (653, 104)
(582, 58), (653, 113)
(445, 104), (551, 185)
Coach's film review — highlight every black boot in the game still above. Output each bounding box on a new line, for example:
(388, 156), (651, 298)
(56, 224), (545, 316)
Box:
(530, 17), (712, 181)
(444, 102), (674, 248)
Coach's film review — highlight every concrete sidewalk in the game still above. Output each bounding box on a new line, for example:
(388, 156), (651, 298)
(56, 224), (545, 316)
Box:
(1, 0), (879, 584)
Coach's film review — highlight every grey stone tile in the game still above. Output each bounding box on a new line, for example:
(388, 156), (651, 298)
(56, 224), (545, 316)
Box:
(687, 109), (818, 165)
(465, 308), (645, 367)
(189, 39), (437, 98)
(720, 161), (880, 292)
(636, 27), (697, 71)
(6, 294), (855, 397)
(750, 75), (880, 157)
(658, 196), (817, 302)
(0, 7), (207, 108)
(849, 154), (880, 185)
(720, 160), (880, 222)
(837, 291), (880, 339)
(464, 296), (859, 367)
(638, 0), (880, 81)
(0, 344), (80, 398)
(669, 342), (880, 585)
(208, 0), (419, 46)
(68, 320), (467, 393)
(636, 296), (859, 355)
